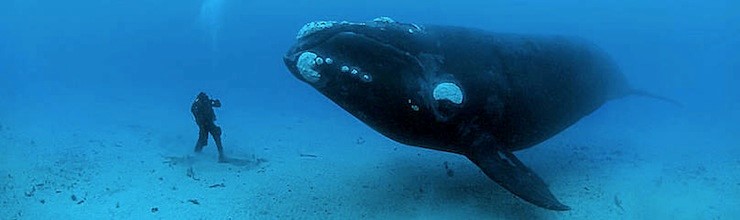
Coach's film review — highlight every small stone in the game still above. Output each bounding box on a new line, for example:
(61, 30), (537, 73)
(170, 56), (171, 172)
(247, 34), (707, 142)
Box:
(151, 207), (159, 213)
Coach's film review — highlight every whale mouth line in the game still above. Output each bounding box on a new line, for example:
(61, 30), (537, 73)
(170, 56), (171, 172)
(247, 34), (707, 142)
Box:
(288, 30), (408, 69)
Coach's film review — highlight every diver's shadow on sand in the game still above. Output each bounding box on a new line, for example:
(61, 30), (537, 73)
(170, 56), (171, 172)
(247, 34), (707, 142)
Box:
(162, 154), (267, 170)
(162, 155), (199, 167)
(219, 156), (268, 168)
(352, 157), (553, 218)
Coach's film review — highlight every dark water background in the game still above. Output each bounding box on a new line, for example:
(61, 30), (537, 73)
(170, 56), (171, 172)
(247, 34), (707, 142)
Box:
(2, 1), (737, 129)
(1, 0), (738, 218)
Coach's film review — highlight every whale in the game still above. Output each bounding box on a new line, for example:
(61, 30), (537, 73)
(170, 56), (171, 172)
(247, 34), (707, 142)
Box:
(282, 17), (669, 210)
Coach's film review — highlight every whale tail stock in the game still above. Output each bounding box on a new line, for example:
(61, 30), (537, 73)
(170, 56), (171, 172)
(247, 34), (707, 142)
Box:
(628, 89), (684, 107)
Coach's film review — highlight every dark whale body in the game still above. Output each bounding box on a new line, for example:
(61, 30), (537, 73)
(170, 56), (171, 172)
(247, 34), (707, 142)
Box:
(283, 18), (637, 210)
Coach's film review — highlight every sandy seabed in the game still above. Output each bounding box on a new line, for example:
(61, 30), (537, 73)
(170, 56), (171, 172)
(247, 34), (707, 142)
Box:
(1, 100), (738, 220)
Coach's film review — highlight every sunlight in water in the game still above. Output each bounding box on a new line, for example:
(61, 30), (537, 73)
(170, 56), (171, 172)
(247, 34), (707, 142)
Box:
(198, 0), (225, 72)
(199, 0), (224, 46)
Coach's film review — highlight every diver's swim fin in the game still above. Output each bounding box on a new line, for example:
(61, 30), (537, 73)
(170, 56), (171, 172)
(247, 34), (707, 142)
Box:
(467, 148), (570, 211)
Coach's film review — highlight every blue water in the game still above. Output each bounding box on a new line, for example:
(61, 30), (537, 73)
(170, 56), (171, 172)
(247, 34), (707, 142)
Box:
(1, 0), (738, 219)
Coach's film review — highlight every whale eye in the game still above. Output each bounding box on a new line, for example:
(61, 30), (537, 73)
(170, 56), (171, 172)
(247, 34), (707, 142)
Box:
(433, 82), (463, 104)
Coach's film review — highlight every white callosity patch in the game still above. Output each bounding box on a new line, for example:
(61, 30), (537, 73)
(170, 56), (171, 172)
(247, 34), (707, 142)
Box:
(372, 17), (396, 23)
(296, 18), (417, 39)
(360, 74), (372, 82)
(408, 99), (420, 111)
(296, 21), (336, 39)
(336, 64), (371, 82)
(433, 82), (463, 104)
(325, 58), (333, 65)
(411, 23), (423, 31)
(296, 52), (321, 83)
(409, 24), (423, 34)
(336, 65), (371, 83)
(297, 20), (371, 39)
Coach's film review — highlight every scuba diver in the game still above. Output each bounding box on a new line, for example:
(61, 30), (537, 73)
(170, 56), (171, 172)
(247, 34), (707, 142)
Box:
(191, 92), (226, 162)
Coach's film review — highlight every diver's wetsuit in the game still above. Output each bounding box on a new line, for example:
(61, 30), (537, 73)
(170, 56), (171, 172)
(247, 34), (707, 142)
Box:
(191, 92), (225, 161)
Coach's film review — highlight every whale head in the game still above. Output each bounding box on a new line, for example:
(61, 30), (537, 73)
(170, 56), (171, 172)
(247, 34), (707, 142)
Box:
(282, 17), (460, 145)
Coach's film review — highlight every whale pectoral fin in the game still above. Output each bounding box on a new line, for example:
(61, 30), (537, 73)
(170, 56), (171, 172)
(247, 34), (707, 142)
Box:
(467, 149), (570, 211)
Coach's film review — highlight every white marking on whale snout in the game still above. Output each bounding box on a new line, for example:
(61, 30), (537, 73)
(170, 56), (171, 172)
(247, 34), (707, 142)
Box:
(296, 20), (368, 39)
(360, 74), (372, 82)
(296, 21), (335, 39)
(296, 52), (321, 83)
(372, 17), (396, 23)
(408, 99), (420, 111)
(337, 64), (372, 83)
(433, 82), (463, 104)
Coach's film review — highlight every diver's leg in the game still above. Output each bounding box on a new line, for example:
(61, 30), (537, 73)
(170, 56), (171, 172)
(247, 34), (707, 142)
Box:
(194, 125), (208, 152)
(210, 125), (226, 162)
